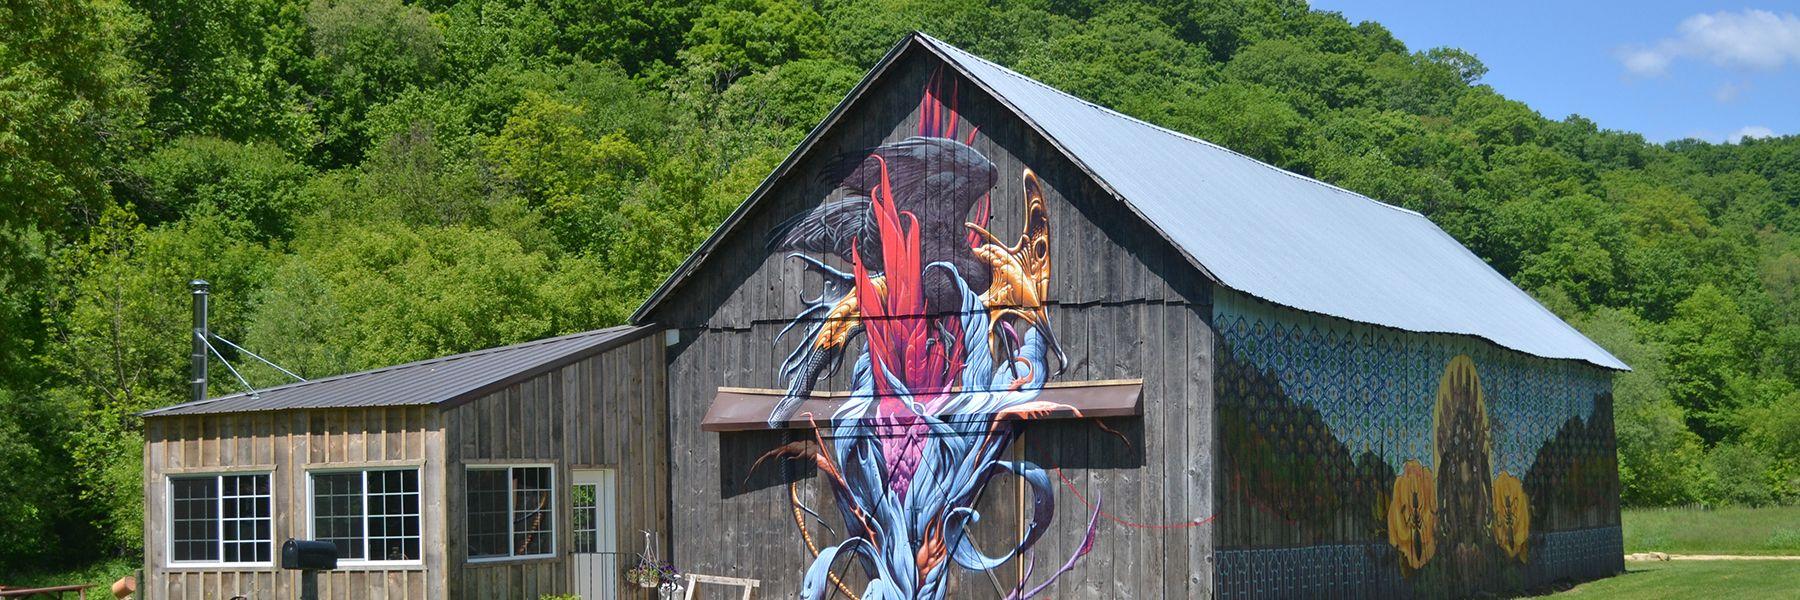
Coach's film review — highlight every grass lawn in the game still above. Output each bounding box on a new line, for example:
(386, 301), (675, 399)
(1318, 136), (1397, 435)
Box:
(1623, 506), (1800, 555)
(1543, 559), (1800, 599)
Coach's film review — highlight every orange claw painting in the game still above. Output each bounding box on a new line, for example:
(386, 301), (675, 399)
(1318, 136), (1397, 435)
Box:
(1492, 472), (1531, 563)
(1387, 459), (1438, 573)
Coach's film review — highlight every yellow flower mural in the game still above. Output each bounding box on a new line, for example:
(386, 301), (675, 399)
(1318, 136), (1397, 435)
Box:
(1492, 472), (1531, 563)
(1387, 460), (1438, 573)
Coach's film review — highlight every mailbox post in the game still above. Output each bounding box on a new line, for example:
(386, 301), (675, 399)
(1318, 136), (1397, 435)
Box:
(281, 539), (339, 600)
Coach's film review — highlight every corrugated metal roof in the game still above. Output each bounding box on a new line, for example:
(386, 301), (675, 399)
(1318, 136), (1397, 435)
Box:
(913, 34), (1626, 371)
(143, 325), (653, 417)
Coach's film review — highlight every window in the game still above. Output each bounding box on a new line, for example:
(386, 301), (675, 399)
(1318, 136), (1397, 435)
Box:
(168, 473), (272, 564)
(309, 469), (422, 564)
(466, 466), (555, 560)
(571, 483), (598, 553)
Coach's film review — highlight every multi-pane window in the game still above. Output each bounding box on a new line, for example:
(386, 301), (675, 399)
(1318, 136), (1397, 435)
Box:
(571, 483), (598, 553)
(513, 467), (553, 556)
(466, 470), (511, 558)
(169, 473), (272, 564)
(309, 469), (421, 563)
(170, 477), (218, 562)
(466, 466), (554, 560)
(312, 473), (366, 559)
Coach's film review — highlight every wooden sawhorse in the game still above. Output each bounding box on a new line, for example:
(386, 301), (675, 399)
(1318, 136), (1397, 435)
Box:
(682, 573), (760, 600)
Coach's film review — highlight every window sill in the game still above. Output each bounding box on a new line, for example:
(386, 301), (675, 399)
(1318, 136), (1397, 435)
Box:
(466, 553), (558, 566)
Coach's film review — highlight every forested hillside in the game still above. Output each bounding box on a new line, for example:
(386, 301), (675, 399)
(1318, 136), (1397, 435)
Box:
(3, 0), (1796, 571)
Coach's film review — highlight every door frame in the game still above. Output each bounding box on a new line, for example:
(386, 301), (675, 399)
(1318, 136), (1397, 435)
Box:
(570, 469), (620, 600)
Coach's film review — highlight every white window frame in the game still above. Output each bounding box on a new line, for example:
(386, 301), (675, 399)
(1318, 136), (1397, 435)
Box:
(465, 463), (557, 563)
(165, 472), (274, 568)
(304, 467), (425, 567)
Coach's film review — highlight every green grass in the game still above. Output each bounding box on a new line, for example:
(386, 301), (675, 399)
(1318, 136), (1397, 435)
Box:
(2, 556), (136, 589)
(1544, 559), (1800, 599)
(1623, 506), (1800, 555)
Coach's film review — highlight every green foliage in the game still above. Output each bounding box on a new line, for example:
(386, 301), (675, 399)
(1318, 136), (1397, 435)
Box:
(6, 0), (1800, 573)
(680, 0), (828, 86)
(0, 0), (145, 258)
(123, 137), (317, 239)
(0, 390), (58, 565)
(1662, 284), (1756, 440)
(1702, 443), (1780, 508)
(127, 0), (315, 153)
(1173, 82), (1307, 166)
(43, 206), (273, 550)
(244, 222), (600, 377)
(1577, 308), (1705, 506)
(306, 0), (446, 164)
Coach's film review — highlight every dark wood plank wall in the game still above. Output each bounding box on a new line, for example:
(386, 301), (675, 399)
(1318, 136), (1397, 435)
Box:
(141, 406), (446, 600)
(443, 333), (668, 599)
(648, 47), (1219, 598)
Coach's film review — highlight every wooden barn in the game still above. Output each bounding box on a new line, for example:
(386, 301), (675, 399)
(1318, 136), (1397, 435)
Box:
(634, 32), (1626, 599)
(142, 32), (1627, 599)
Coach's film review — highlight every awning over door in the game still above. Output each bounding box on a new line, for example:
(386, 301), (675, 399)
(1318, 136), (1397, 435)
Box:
(700, 380), (1143, 432)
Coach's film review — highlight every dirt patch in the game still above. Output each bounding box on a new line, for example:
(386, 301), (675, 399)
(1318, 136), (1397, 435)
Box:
(1626, 552), (1800, 561)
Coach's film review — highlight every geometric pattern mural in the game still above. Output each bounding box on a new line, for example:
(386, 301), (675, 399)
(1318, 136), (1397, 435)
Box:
(1215, 526), (1622, 600)
(1217, 292), (1612, 479)
(1215, 290), (1622, 598)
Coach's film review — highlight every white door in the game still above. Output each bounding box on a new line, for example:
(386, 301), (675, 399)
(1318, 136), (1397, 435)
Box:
(571, 469), (619, 600)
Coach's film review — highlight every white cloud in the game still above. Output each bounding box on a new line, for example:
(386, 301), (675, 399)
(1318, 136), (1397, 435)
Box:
(1729, 125), (1775, 143)
(1618, 47), (1673, 76)
(1713, 81), (1747, 102)
(1617, 9), (1800, 76)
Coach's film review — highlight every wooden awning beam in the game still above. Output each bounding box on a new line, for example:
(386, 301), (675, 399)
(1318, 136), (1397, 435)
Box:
(700, 380), (1143, 432)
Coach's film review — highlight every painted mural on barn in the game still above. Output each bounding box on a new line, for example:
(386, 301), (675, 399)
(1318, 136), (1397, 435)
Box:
(1213, 289), (1623, 598)
(757, 71), (1097, 600)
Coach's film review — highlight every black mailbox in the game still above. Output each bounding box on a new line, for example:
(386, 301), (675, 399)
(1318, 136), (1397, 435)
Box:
(281, 539), (339, 571)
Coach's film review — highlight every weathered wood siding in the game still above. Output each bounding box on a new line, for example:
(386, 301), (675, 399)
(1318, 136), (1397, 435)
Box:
(443, 332), (669, 599)
(141, 406), (447, 600)
(646, 46), (1217, 598)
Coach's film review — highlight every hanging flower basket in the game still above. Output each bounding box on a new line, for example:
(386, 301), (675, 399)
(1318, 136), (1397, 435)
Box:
(623, 531), (682, 591)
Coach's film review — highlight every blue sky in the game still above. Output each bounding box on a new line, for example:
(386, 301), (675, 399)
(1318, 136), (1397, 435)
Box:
(1306, 1), (1800, 143)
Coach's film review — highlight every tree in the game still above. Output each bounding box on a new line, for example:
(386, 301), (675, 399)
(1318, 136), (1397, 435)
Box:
(42, 206), (273, 550)
(122, 137), (316, 240)
(1662, 284), (1754, 442)
(1168, 82), (1307, 167)
(1576, 308), (1704, 505)
(679, 0), (828, 88)
(307, 0), (445, 164)
(481, 90), (650, 255)
(126, 0), (314, 152)
(245, 222), (569, 376)
(0, 0), (144, 255)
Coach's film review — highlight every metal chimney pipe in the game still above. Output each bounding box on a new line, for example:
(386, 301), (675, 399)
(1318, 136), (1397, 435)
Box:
(191, 280), (209, 404)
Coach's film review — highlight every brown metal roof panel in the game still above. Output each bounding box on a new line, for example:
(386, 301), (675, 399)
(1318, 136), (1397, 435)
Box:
(142, 325), (650, 417)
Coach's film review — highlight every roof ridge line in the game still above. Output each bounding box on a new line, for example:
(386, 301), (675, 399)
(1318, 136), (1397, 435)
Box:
(915, 32), (1427, 219)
